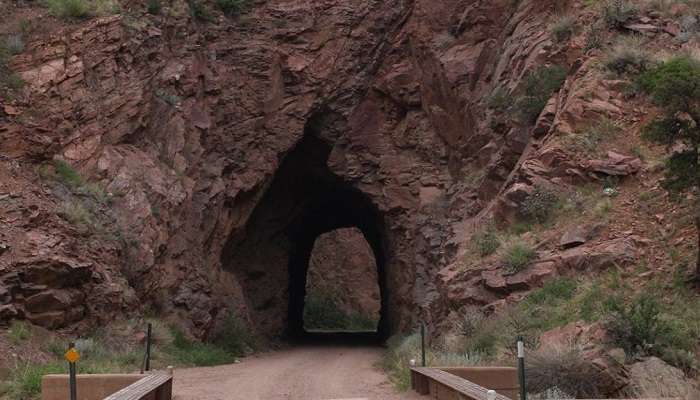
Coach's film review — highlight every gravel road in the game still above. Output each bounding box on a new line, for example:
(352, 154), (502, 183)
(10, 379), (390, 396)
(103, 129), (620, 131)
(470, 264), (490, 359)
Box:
(172, 345), (422, 400)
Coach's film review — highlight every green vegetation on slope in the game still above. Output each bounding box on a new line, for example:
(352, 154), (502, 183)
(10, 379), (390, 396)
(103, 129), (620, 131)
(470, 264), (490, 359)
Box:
(44, 0), (120, 19)
(383, 274), (700, 392)
(0, 317), (257, 400)
(304, 292), (377, 331)
(640, 55), (700, 281)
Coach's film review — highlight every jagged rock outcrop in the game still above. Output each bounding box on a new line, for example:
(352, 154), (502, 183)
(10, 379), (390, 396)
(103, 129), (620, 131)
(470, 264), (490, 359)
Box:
(0, 160), (137, 329)
(623, 357), (700, 399)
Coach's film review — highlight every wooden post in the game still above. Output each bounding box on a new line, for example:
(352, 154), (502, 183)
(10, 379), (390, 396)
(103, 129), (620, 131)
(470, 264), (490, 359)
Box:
(420, 323), (426, 367)
(517, 336), (526, 400)
(145, 323), (152, 371)
(68, 342), (77, 400)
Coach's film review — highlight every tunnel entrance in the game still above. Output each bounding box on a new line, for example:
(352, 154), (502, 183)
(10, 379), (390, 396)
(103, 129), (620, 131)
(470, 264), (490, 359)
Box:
(303, 227), (381, 333)
(221, 125), (389, 341)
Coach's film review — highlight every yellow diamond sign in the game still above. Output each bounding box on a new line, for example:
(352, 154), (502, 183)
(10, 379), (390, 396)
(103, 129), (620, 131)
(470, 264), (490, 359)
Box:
(64, 348), (80, 363)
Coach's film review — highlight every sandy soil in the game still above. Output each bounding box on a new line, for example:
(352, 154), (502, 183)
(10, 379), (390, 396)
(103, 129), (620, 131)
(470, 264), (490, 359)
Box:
(172, 345), (422, 400)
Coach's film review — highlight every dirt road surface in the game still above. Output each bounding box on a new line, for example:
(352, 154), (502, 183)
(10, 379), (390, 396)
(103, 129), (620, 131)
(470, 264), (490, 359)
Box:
(172, 345), (422, 400)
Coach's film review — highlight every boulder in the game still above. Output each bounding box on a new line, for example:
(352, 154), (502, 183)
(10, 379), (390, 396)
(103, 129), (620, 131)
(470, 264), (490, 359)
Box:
(622, 357), (700, 399)
(559, 237), (637, 271)
(623, 23), (659, 35)
(585, 151), (642, 177)
(24, 289), (81, 313)
(17, 257), (92, 287)
(560, 226), (588, 249)
(481, 261), (555, 294)
(494, 183), (535, 223)
(25, 311), (67, 329)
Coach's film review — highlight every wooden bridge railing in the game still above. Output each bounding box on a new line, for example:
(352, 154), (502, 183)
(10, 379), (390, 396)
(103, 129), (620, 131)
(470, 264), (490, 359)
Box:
(102, 372), (172, 400)
(411, 367), (516, 400)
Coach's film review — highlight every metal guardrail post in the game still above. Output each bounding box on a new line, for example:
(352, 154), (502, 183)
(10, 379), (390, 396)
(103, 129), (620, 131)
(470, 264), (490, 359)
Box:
(67, 342), (77, 400)
(420, 323), (426, 367)
(146, 323), (152, 371)
(517, 336), (526, 400)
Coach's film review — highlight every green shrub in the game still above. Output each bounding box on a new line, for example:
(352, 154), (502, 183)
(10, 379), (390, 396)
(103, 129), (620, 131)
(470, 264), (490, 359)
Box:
(59, 201), (94, 228)
(1, 73), (24, 91)
(3, 361), (64, 400)
(605, 294), (666, 356)
(303, 292), (350, 330)
(564, 116), (621, 155)
(44, 339), (67, 358)
(169, 330), (235, 366)
(463, 329), (498, 356)
(514, 65), (567, 124)
(216, 0), (249, 16)
(45, 0), (119, 18)
(551, 15), (575, 42)
(658, 347), (698, 374)
(578, 283), (605, 321)
(45, 0), (91, 18)
(53, 160), (84, 188)
(5, 34), (24, 55)
(382, 334), (421, 390)
(155, 89), (181, 106)
(584, 21), (605, 51)
(303, 292), (376, 331)
(345, 313), (377, 331)
(501, 239), (536, 273)
(212, 313), (257, 356)
(526, 344), (603, 398)
(456, 310), (485, 338)
(0, 36), (25, 95)
(639, 55), (700, 281)
(603, 36), (652, 75)
(602, 0), (638, 29)
(146, 0), (161, 14)
(471, 228), (500, 257)
(486, 85), (511, 113)
(7, 321), (31, 344)
(42, 159), (104, 195)
(188, 0), (211, 21)
(639, 56), (700, 110)
(510, 221), (533, 235)
(525, 279), (577, 307)
(520, 186), (560, 224)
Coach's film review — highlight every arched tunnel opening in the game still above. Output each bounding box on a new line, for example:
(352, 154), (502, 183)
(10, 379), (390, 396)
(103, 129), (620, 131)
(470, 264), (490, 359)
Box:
(302, 227), (381, 334)
(287, 182), (388, 340)
(221, 121), (391, 343)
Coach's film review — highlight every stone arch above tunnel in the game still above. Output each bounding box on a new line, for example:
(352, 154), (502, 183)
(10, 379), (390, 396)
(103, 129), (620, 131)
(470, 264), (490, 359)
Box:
(220, 125), (392, 339)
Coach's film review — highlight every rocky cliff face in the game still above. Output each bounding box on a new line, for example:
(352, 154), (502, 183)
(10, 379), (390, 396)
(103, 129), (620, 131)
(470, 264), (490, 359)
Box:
(1, 0), (691, 342)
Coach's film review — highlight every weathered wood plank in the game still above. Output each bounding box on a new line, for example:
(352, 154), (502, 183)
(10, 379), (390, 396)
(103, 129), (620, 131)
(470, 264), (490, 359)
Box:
(410, 367), (512, 400)
(102, 373), (172, 400)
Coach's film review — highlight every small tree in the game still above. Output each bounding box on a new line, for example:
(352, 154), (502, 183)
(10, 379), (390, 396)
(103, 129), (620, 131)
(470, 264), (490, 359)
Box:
(640, 56), (700, 283)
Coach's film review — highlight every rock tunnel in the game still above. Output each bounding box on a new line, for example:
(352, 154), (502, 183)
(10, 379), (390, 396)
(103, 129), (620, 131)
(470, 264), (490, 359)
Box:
(220, 117), (392, 341)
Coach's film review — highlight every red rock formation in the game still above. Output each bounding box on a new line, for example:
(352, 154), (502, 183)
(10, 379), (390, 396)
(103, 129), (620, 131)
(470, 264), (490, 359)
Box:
(0, 0), (651, 338)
